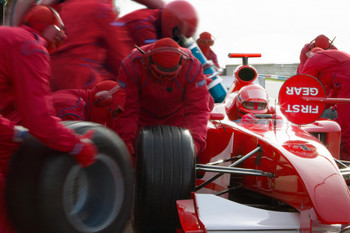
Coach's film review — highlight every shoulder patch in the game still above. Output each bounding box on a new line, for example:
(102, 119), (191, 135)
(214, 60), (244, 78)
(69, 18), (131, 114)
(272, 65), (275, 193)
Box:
(196, 79), (207, 87)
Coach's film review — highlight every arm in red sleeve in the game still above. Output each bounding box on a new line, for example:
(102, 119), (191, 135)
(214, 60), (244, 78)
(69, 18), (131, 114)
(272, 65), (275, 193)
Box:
(11, 39), (80, 153)
(117, 9), (159, 47)
(209, 50), (220, 68)
(129, 16), (158, 46)
(300, 55), (321, 78)
(115, 61), (141, 145)
(301, 53), (335, 96)
(183, 62), (211, 154)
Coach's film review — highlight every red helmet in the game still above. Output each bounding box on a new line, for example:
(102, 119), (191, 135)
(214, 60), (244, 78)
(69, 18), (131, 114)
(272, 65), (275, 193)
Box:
(147, 38), (187, 79)
(161, 0), (198, 39)
(235, 84), (269, 117)
(196, 32), (214, 46)
(88, 80), (126, 123)
(22, 5), (67, 52)
(314, 34), (330, 49)
(132, 0), (165, 9)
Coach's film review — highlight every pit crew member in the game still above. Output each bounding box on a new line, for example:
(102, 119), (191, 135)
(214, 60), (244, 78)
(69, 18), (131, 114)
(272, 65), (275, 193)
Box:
(196, 31), (220, 68)
(116, 0), (198, 51)
(48, 0), (131, 91)
(116, 38), (212, 157)
(0, 5), (97, 232)
(301, 47), (350, 160)
(51, 80), (126, 132)
(297, 34), (337, 74)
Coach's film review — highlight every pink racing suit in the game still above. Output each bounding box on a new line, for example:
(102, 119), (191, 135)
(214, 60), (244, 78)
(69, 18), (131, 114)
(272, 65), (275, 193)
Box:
(301, 50), (350, 160)
(49, 0), (130, 91)
(0, 25), (83, 232)
(116, 44), (212, 154)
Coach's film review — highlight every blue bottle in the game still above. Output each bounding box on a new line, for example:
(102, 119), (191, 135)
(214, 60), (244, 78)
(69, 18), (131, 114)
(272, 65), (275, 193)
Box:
(182, 37), (227, 103)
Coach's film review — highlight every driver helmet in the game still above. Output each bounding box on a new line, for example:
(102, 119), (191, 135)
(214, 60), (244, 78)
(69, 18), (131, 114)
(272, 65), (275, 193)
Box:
(88, 80), (126, 123)
(235, 84), (269, 117)
(161, 0), (198, 40)
(22, 5), (67, 53)
(148, 38), (186, 80)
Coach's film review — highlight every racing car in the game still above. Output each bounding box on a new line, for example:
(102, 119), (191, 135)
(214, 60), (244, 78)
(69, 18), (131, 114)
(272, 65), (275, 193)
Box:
(132, 54), (350, 233)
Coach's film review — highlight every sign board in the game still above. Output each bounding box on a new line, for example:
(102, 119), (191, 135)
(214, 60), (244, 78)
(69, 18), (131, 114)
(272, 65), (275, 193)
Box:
(278, 74), (326, 125)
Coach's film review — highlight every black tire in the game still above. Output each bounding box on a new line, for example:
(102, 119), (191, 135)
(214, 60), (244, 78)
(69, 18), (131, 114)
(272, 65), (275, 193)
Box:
(7, 121), (134, 233)
(132, 125), (196, 233)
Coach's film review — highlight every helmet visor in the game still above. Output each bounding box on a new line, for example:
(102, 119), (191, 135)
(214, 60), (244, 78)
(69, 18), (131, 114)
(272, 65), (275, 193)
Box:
(243, 101), (267, 110)
(150, 61), (182, 80)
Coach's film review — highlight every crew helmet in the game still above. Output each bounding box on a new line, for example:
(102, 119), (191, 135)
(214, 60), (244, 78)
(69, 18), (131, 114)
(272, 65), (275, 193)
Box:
(161, 0), (198, 39)
(147, 38), (188, 80)
(196, 32), (214, 46)
(314, 34), (330, 49)
(88, 80), (126, 123)
(22, 5), (67, 52)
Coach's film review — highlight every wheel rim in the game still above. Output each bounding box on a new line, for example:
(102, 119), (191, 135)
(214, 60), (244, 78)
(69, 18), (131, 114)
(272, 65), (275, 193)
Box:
(63, 153), (124, 232)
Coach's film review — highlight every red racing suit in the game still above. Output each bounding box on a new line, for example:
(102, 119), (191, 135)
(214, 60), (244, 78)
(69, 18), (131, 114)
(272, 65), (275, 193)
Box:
(116, 8), (161, 51)
(49, 0), (130, 91)
(0, 25), (83, 232)
(297, 42), (337, 74)
(50, 89), (120, 133)
(51, 89), (91, 121)
(301, 50), (350, 160)
(116, 44), (212, 154)
(199, 46), (220, 68)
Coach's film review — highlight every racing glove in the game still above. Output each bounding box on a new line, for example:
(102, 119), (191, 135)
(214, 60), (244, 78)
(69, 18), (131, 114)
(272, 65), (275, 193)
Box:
(241, 113), (257, 124)
(71, 130), (98, 167)
(13, 125), (29, 142)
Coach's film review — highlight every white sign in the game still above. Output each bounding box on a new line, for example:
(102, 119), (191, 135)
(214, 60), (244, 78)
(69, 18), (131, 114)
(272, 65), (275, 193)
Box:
(285, 105), (319, 114)
(286, 87), (318, 96)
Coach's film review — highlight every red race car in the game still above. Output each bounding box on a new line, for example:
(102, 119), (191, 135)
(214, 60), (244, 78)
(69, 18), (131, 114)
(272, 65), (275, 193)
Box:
(133, 54), (350, 233)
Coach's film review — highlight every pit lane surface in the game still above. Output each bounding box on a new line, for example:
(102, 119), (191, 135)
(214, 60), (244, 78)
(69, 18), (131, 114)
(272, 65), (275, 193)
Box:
(123, 221), (134, 233)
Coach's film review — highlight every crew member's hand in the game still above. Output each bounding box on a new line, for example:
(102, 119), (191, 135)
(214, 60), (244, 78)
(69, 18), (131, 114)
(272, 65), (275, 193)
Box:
(71, 130), (97, 167)
(13, 125), (29, 142)
(205, 76), (213, 85)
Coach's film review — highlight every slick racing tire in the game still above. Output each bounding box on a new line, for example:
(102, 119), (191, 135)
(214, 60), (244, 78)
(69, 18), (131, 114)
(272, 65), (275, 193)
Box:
(132, 125), (196, 233)
(6, 121), (134, 233)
